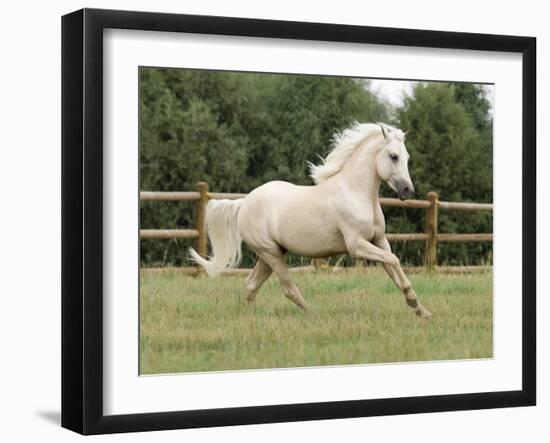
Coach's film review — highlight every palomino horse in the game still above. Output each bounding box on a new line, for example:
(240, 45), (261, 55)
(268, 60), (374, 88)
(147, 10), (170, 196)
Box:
(190, 122), (432, 318)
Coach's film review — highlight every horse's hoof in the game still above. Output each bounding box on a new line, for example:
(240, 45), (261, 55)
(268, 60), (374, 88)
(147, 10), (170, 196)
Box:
(415, 307), (432, 319)
(296, 301), (312, 312)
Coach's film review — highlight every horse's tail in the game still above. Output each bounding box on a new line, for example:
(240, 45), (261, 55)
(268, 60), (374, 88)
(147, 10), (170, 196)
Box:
(189, 199), (243, 277)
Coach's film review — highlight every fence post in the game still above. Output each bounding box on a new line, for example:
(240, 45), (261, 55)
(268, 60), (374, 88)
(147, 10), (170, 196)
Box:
(424, 191), (439, 268)
(312, 258), (327, 270)
(195, 181), (209, 258)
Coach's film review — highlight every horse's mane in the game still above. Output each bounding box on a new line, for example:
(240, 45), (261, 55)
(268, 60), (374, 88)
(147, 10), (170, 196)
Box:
(308, 122), (403, 184)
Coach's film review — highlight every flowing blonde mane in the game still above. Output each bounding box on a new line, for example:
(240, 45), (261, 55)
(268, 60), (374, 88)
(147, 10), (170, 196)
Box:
(308, 122), (403, 184)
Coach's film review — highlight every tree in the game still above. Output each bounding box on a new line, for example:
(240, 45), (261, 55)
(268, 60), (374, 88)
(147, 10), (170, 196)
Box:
(393, 82), (493, 265)
(138, 70), (493, 267)
(138, 68), (388, 266)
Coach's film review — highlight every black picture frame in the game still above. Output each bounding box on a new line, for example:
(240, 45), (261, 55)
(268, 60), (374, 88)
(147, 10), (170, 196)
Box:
(61, 8), (536, 435)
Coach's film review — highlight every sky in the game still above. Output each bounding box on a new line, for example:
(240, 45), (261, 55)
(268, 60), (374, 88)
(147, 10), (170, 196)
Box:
(369, 79), (413, 106)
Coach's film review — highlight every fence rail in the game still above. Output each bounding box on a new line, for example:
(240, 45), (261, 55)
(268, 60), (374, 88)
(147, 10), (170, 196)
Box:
(140, 191), (200, 201)
(140, 229), (200, 239)
(140, 182), (493, 267)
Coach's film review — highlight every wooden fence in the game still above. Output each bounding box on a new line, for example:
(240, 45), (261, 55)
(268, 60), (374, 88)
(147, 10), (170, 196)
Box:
(140, 182), (493, 269)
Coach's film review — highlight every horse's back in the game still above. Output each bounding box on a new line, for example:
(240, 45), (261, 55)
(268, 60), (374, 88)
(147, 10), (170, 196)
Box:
(239, 181), (304, 228)
(248, 180), (304, 196)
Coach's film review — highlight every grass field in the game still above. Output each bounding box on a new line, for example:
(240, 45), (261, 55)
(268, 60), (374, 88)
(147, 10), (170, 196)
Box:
(140, 268), (493, 375)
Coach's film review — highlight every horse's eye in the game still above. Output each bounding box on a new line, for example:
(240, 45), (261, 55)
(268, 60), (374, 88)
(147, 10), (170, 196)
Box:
(390, 153), (398, 161)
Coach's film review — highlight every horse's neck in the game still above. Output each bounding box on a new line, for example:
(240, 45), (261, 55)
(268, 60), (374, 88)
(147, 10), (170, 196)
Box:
(339, 140), (382, 203)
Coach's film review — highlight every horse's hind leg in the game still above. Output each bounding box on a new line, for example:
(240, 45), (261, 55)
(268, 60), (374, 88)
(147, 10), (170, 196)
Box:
(258, 251), (311, 311)
(245, 258), (272, 304)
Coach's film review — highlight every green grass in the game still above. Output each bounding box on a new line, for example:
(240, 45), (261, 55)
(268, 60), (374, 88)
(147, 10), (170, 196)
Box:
(140, 268), (493, 374)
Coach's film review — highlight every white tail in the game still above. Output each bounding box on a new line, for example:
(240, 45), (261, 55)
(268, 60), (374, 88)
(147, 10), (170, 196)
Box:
(189, 199), (243, 276)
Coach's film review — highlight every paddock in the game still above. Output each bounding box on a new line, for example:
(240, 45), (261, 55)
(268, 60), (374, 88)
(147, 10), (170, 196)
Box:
(139, 267), (493, 374)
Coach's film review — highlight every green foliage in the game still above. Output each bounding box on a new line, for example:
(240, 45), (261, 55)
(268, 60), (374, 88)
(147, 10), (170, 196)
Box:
(139, 68), (493, 267)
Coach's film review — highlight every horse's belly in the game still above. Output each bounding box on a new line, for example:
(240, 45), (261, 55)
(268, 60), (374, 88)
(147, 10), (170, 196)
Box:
(277, 214), (348, 258)
(283, 234), (347, 258)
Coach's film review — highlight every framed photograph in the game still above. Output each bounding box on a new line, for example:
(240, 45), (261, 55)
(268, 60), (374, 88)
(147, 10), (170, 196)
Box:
(62, 8), (536, 435)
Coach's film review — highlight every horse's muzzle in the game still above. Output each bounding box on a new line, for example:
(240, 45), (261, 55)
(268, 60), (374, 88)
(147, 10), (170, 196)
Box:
(396, 180), (415, 201)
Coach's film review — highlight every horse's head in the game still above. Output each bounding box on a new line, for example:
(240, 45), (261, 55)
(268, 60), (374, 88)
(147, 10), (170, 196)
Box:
(375, 123), (414, 201)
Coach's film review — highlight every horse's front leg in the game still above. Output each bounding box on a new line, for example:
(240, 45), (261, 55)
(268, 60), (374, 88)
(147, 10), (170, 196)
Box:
(349, 237), (432, 319)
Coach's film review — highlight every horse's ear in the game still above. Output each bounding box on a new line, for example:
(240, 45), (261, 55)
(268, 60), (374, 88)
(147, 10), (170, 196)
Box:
(377, 123), (389, 140)
(402, 129), (409, 139)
